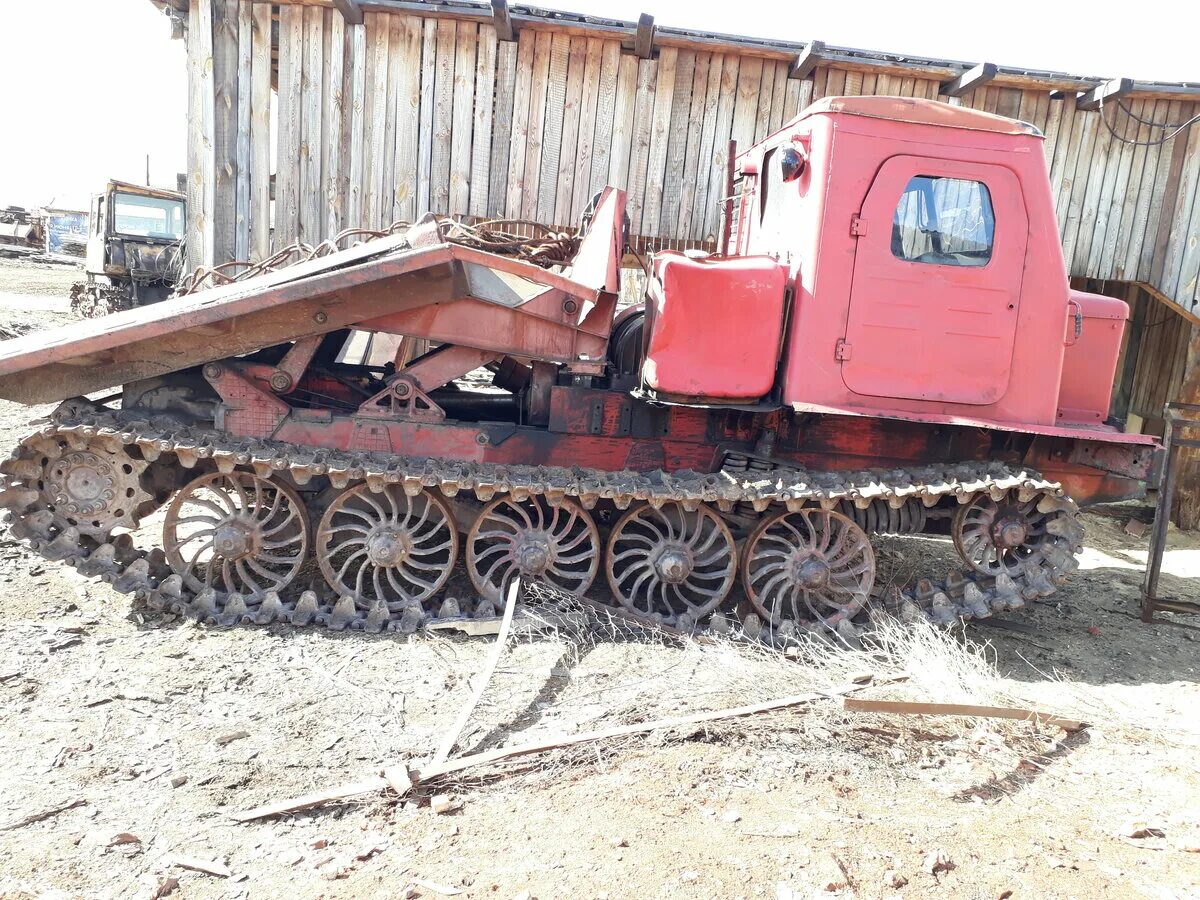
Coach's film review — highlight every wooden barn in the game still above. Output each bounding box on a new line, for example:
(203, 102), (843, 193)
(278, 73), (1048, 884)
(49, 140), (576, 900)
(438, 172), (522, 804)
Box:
(150, 0), (1200, 518)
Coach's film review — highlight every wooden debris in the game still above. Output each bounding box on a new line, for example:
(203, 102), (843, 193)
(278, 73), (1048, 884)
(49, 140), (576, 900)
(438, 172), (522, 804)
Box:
(425, 618), (505, 636)
(923, 848), (955, 876)
(233, 677), (891, 822)
(410, 877), (464, 896)
(231, 777), (389, 823)
(215, 729), (250, 746)
(884, 870), (908, 888)
(432, 578), (520, 765)
(173, 855), (232, 878)
(0, 797), (86, 831)
(1124, 820), (1167, 839)
(1124, 517), (1147, 537)
(150, 877), (180, 899)
(108, 832), (141, 847)
(843, 698), (1086, 732)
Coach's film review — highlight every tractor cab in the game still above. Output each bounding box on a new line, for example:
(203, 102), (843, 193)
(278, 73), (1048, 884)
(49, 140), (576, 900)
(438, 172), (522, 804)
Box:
(641, 96), (1127, 433)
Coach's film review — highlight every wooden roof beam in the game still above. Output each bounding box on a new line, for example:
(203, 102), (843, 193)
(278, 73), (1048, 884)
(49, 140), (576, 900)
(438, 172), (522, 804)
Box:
(940, 62), (997, 98)
(789, 40), (825, 79)
(1077, 77), (1134, 110)
(634, 13), (655, 59)
(491, 0), (514, 42)
(332, 0), (364, 26)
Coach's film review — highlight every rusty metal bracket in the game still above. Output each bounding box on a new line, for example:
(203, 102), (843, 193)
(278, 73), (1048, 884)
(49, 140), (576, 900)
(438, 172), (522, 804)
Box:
(1067, 439), (1156, 480)
(204, 362), (291, 439)
(270, 336), (323, 394)
(357, 376), (446, 422)
(1142, 402), (1200, 624)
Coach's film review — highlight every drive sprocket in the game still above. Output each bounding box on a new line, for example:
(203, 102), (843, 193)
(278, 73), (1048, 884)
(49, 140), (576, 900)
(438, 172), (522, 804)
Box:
(29, 435), (153, 537)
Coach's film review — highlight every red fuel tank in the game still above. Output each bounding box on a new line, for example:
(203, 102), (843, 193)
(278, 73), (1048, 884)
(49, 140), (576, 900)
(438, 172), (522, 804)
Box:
(645, 252), (787, 402)
(1058, 290), (1128, 425)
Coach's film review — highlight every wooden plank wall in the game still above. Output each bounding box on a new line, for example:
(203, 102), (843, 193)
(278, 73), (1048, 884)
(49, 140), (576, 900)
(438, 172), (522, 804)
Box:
(187, 4), (1200, 319)
(1092, 279), (1191, 432)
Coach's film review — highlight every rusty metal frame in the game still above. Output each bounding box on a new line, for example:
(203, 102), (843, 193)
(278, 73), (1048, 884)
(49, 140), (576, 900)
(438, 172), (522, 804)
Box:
(1141, 402), (1200, 625)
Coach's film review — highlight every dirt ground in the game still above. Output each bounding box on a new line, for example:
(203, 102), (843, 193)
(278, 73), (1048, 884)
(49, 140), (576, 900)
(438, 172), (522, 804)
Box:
(0, 256), (1197, 900)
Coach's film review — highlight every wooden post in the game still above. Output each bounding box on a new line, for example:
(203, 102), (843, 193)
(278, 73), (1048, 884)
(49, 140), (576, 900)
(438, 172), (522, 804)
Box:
(186, 0), (215, 272)
(1171, 325), (1200, 529)
(212, 0), (239, 266)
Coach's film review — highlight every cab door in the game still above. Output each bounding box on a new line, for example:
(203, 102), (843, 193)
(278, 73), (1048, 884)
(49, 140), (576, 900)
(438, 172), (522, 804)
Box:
(840, 156), (1027, 405)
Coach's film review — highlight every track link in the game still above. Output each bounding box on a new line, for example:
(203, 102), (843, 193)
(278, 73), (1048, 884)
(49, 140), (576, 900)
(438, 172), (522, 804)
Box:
(0, 400), (1084, 642)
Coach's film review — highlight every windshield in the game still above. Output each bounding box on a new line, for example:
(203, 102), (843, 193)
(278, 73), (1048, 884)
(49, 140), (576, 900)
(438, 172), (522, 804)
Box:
(113, 192), (185, 240)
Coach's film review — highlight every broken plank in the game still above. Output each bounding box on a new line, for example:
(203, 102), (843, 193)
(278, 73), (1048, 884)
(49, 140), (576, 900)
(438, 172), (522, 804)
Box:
(1, 798), (87, 831)
(231, 777), (389, 823)
(843, 698), (1086, 731)
(432, 579), (520, 765)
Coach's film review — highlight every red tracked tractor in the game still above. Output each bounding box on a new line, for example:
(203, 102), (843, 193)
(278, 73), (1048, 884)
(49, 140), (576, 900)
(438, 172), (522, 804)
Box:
(0, 96), (1158, 639)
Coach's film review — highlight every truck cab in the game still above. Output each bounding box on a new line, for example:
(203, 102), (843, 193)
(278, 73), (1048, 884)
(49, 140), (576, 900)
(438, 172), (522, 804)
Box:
(72, 181), (186, 317)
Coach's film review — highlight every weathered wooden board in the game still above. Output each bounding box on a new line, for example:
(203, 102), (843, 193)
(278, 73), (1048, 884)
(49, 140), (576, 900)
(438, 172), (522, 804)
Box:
(298, 6), (323, 242)
(468, 24), (497, 218)
(233, 0), (252, 262)
(487, 36), (518, 218)
(345, 21), (367, 229)
(416, 17), (437, 216)
(624, 57), (658, 232)
(660, 49), (694, 235)
(519, 30), (553, 221)
(641, 47), (678, 237)
(430, 19), (457, 214)
(606, 52), (639, 192)
(553, 37), (588, 225)
(362, 12), (389, 228)
(392, 14), (422, 223)
(536, 33), (571, 224)
(569, 38), (604, 222)
(187, 0), (216, 267)
(703, 53), (740, 241)
(248, 0), (272, 261)
(448, 20), (477, 216)
(322, 11), (346, 239)
(212, 0), (238, 264)
(581, 39), (616, 212)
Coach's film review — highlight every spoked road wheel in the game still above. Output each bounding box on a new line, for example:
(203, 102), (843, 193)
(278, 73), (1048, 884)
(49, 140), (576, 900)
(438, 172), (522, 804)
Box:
(467, 495), (600, 604)
(164, 470), (311, 596)
(952, 490), (1059, 579)
(604, 502), (737, 625)
(741, 508), (875, 630)
(316, 483), (458, 612)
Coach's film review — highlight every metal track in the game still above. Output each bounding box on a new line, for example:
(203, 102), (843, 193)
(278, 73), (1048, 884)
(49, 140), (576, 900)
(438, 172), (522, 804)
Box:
(0, 400), (1084, 641)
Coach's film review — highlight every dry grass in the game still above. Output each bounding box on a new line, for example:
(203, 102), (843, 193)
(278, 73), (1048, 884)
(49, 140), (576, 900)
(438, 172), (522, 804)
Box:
(424, 585), (1090, 796)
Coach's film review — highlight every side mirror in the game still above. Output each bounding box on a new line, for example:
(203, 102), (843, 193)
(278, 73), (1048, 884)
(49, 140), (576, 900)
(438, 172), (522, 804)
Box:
(780, 147), (806, 182)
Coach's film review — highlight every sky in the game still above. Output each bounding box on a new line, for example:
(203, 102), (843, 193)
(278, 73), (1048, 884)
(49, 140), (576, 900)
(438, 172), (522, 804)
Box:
(0, 0), (1193, 212)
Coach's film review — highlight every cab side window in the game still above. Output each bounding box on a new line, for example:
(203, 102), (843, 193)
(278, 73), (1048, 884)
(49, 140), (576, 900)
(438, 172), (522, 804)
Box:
(891, 176), (994, 267)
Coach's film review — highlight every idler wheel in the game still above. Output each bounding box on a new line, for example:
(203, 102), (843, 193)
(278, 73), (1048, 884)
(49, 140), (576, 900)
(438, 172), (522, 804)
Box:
(952, 490), (1055, 579)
